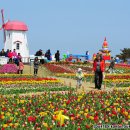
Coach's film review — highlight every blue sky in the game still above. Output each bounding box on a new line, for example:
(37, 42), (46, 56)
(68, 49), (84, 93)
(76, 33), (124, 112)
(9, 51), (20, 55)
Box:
(0, 0), (130, 57)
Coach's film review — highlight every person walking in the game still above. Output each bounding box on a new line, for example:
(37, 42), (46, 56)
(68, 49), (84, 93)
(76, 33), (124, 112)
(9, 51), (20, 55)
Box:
(18, 59), (24, 74)
(76, 68), (84, 89)
(34, 57), (40, 76)
(55, 50), (60, 62)
(108, 57), (115, 73)
(93, 54), (105, 90)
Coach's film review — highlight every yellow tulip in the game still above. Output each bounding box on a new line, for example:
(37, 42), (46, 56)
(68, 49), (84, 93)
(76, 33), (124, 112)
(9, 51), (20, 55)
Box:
(107, 108), (110, 111)
(77, 114), (81, 117)
(124, 112), (128, 116)
(91, 109), (94, 112)
(79, 111), (84, 114)
(77, 99), (81, 102)
(10, 117), (14, 121)
(89, 116), (94, 120)
(50, 105), (54, 109)
(116, 98), (120, 101)
(1, 115), (5, 119)
(71, 117), (74, 120)
(29, 100), (32, 103)
(9, 123), (13, 127)
(113, 103), (119, 106)
(15, 112), (18, 115)
(117, 108), (120, 112)
(62, 103), (66, 107)
(84, 113), (88, 116)
(107, 103), (110, 106)
(82, 104), (85, 107)
(3, 124), (8, 128)
(54, 111), (59, 115)
(39, 112), (47, 116)
(43, 122), (48, 128)
(1, 112), (4, 115)
(85, 109), (88, 113)
(14, 123), (19, 127)
(6, 112), (11, 117)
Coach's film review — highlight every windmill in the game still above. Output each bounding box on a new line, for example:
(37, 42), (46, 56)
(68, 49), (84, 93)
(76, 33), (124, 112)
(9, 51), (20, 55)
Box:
(0, 9), (6, 43)
(0, 9), (29, 61)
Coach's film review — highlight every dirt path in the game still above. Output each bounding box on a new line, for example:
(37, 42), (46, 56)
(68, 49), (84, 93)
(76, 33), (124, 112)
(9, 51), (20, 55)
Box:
(23, 65), (130, 93)
(24, 64), (52, 77)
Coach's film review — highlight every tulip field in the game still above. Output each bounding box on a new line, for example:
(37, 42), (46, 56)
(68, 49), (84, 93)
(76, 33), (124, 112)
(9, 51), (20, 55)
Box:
(0, 62), (130, 129)
(44, 62), (130, 88)
(1, 89), (130, 129)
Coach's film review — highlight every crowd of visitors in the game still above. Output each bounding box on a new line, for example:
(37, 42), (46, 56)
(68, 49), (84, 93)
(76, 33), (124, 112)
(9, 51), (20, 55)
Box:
(0, 49), (22, 64)
(35, 49), (61, 62)
(0, 48), (116, 89)
(0, 48), (24, 74)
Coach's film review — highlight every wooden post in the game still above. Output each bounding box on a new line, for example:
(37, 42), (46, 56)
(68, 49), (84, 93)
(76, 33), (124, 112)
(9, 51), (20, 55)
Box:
(90, 77), (92, 84)
(82, 86), (85, 92)
(84, 78), (86, 83)
(76, 85), (78, 92)
(104, 81), (106, 89)
(64, 81), (66, 86)
(69, 82), (71, 87)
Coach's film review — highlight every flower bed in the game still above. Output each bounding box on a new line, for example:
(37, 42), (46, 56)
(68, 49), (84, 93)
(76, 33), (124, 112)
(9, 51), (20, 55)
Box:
(56, 73), (130, 87)
(0, 77), (62, 85)
(44, 64), (74, 73)
(0, 86), (74, 95)
(45, 62), (130, 74)
(0, 89), (130, 129)
(0, 64), (18, 74)
(56, 73), (130, 80)
(0, 74), (33, 78)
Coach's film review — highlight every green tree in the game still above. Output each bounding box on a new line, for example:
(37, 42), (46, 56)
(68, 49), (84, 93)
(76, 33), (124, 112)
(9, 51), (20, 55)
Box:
(116, 48), (130, 62)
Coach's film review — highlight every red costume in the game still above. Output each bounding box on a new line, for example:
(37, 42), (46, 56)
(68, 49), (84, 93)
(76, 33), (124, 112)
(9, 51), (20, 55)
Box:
(93, 60), (105, 72)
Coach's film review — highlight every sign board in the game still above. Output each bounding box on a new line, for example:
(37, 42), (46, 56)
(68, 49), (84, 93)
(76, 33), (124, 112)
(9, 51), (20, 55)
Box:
(0, 57), (8, 65)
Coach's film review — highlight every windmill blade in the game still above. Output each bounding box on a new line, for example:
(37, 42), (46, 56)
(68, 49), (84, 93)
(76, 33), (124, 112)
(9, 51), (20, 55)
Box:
(0, 25), (2, 30)
(1, 9), (6, 43)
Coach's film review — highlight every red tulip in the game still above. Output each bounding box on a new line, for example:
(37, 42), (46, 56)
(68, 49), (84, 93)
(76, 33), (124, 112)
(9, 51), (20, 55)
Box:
(27, 116), (36, 122)
(94, 115), (99, 122)
(101, 105), (105, 108)
(36, 128), (41, 130)
(64, 109), (67, 114)
(69, 113), (75, 117)
(86, 114), (90, 118)
(112, 110), (117, 115)
(86, 124), (90, 129)
(121, 108), (125, 113)
(66, 100), (71, 105)
(13, 104), (17, 107)
(20, 109), (25, 114)
(2, 107), (7, 111)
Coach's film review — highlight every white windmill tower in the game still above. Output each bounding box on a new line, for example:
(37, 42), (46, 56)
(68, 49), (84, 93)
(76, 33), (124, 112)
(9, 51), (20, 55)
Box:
(0, 9), (29, 62)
